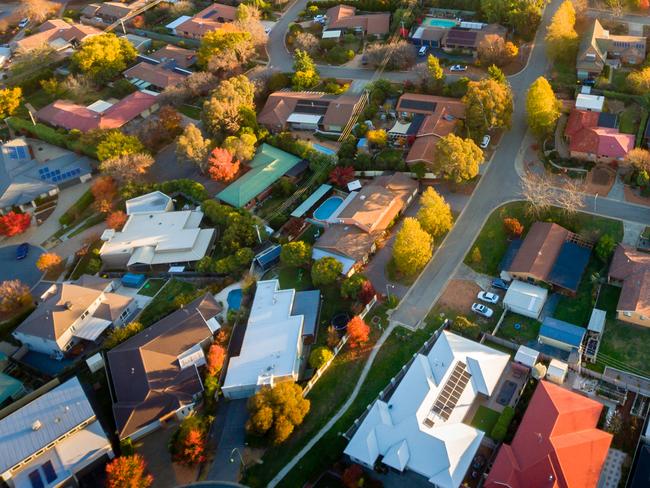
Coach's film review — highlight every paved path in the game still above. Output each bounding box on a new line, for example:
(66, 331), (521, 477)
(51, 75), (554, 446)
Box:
(267, 322), (396, 488)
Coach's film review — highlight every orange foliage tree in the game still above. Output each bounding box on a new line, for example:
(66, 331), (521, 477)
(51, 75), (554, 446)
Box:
(347, 316), (370, 348)
(36, 252), (62, 272)
(172, 417), (208, 465)
(503, 217), (524, 237)
(91, 176), (118, 213)
(342, 464), (364, 488)
(206, 343), (226, 377)
(0, 211), (30, 236)
(207, 147), (240, 182)
(105, 454), (153, 488)
(329, 166), (355, 186)
(106, 210), (128, 230)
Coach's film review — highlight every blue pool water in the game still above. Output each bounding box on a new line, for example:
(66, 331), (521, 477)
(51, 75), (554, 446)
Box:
(424, 17), (457, 28)
(20, 351), (74, 377)
(313, 196), (344, 220)
(312, 143), (336, 156)
(227, 288), (243, 311)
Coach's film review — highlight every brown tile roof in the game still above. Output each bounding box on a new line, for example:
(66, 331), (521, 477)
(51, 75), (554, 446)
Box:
(123, 62), (187, 89)
(507, 222), (569, 281)
(94, 2), (134, 19)
(12, 22), (101, 52)
(108, 293), (221, 438)
(175, 2), (237, 37)
(566, 109), (635, 159)
(326, 5), (390, 35)
(37, 91), (157, 132)
(150, 45), (197, 68)
(609, 245), (650, 316)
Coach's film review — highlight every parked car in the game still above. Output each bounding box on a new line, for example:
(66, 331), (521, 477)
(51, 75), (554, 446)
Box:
(450, 64), (467, 72)
(313, 15), (327, 24)
(16, 243), (29, 260)
(491, 279), (509, 291)
(471, 303), (494, 318)
(480, 135), (491, 149)
(361, 54), (368, 65)
(418, 45), (428, 57)
(477, 291), (499, 304)
(18, 18), (29, 28)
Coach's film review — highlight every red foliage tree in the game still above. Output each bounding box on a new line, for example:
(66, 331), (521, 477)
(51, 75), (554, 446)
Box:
(175, 428), (207, 465)
(91, 176), (118, 213)
(105, 454), (153, 488)
(342, 463), (364, 488)
(0, 211), (30, 237)
(207, 147), (240, 182)
(206, 343), (226, 377)
(347, 316), (370, 348)
(502, 217), (524, 237)
(358, 280), (376, 305)
(329, 166), (355, 186)
(106, 210), (128, 230)
(639, 0), (649, 9)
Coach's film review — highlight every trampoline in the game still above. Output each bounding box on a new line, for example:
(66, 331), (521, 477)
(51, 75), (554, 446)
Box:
(331, 312), (351, 332)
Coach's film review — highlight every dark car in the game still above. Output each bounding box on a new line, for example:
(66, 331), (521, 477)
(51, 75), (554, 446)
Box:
(16, 243), (29, 260)
(491, 278), (509, 291)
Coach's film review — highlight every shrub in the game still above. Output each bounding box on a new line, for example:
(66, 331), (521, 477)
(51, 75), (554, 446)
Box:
(490, 406), (515, 442)
(309, 346), (334, 369)
(503, 217), (524, 237)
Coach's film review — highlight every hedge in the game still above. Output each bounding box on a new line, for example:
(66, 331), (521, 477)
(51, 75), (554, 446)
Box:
(120, 179), (209, 203)
(59, 189), (94, 226)
(7, 117), (98, 159)
(490, 406), (515, 442)
(306, 0), (401, 12)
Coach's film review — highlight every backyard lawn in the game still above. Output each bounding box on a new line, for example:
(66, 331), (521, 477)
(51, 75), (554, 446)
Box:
(553, 259), (604, 326)
(596, 284), (621, 319)
(278, 265), (313, 291)
(497, 312), (540, 345)
(137, 278), (167, 298)
(138, 279), (196, 326)
(618, 104), (645, 135)
(596, 320), (650, 377)
(470, 405), (500, 434)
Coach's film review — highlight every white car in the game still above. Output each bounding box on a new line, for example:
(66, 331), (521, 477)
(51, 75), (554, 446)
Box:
(313, 15), (327, 24)
(480, 135), (491, 149)
(477, 291), (499, 304)
(18, 18), (29, 28)
(450, 64), (467, 72)
(418, 45), (428, 57)
(471, 303), (494, 318)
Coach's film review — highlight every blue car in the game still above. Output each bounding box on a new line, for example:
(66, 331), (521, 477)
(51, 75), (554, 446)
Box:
(491, 279), (509, 291)
(16, 243), (29, 260)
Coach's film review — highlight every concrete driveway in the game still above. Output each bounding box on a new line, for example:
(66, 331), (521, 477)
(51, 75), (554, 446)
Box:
(207, 399), (249, 482)
(0, 244), (44, 288)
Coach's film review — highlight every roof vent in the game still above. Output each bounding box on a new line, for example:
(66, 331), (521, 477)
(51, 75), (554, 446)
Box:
(65, 301), (73, 310)
(32, 420), (42, 431)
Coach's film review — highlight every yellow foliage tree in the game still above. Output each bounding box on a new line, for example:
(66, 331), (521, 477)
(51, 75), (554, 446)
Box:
(36, 252), (62, 272)
(416, 187), (454, 239)
(526, 76), (562, 137)
(392, 218), (432, 276)
(545, 0), (578, 64)
(0, 87), (21, 119)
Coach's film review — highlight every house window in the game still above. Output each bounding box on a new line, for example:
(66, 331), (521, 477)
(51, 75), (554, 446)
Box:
(81, 311), (89, 320)
(624, 312), (633, 317)
(28, 470), (44, 488)
(42, 460), (57, 483)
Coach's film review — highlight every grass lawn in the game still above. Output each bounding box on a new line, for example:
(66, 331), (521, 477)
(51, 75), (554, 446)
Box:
(618, 105), (643, 135)
(553, 258), (604, 325)
(596, 284), (621, 319)
(178, 104), (202, 120)
(137, 278), (167, 297)
(67, 213), (104, 238)
(70, 240), (103, 280)
(465, 202), (624, 275)
(138, 279), (196, 326)
(482, 338), (515, 356)
(497, 312), (540, 345)
(596, 319), (650, 377)
(278, 266), (313, 291)
(470, 405), (500, 434)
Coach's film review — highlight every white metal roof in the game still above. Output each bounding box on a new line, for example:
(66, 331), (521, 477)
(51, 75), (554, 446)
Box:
(347, 180), (362, 191)
(587, 308), (606, 333)
(72, 316), (112, 341)
(514, 345), (539, 368)
(287, 113), (322, 124)
(503, 280), (548, 315)
(166, 15), (192, 30)
(575, 93), (604, 112)
(344, 331), (510, 488)
(546, 359), (568, 382)
(125, 190), (172, 215)
(322, 29), (342, 38)
(86, 100), (113, 113)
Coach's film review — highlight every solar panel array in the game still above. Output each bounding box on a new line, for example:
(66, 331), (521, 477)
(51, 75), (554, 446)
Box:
(399, 99), (437, 113)
(38, 166), (82, 183)
(428, 361), (472, 423)
(444, 28), (477, 47)
(6, 146), (29, 160)
(203, 9), (217, 19)
(585, 337), (598, 356)
(295, 99), (330, 115)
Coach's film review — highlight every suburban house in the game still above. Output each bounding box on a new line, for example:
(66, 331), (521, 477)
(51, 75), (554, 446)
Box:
(10, 19), (101, 53)
(216, 143), (304, 208)
(323, 5), (390, 37)
(503, 222), (592, 295)
(344, 331), (510, 488)
(537, 317), (586, 361)
(410, 19), (506, 55)
(502, 280), (548, 319)
(82, 2), (136, 23)
(565, 108), (635, 162)
(149, 44), (197, 69)
(0, 377), (115, 488)
(222, 280), (320, 399)
(107, 293), (221, 439)
(169, 3), (238, 39)
(485, 381), (612, 488)
(608, 245), (650, 327)
(123, 59), (191, 92)
(37, 91), (159, 132)
(13, 276), (135, 357)
(125, 190), (173, 215)
(391, 93), (465, 167)
(0, 137), (92, 215)
(577, 19), (646, 80)
(313, 173), (418, 275)
(99, 203), (216, 270)
(257, 91), (364, 134)
(120, 33), (152, 53)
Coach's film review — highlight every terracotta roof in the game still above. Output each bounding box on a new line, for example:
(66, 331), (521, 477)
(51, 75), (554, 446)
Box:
(94, 2), (134, 19)
(570, 127), (634, 159)
(326, 5), (390, 35)
(123, 62), (187, 89)
(485, 381), (612, 488)
(609, 245), (650, 315)
(149, 44), (196, 68)
(175, 2), (237, 37)
(565, 109), (600, 137)
(108, 293), (221, 438)
(13, 22), (101, 52)
(508, 222), (569, 280)
(37, 91), (157, 132)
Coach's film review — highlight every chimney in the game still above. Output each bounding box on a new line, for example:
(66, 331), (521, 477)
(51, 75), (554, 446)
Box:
(32, 420), (42, 431)
(65, 301), (73, 310)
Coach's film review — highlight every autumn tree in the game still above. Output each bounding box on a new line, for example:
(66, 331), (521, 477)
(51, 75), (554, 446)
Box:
(177, 124), (212, 171)
(280, 241), (312, 268)
(293, 32), (319, 54)
(71, 33), (137, 82)
(100, 153), (154, 184)
(97, 132), (145, 161)
(477, 35), (518, 66)
(18, 0), (58, 23)
(463, 78), (513, 137)
(207, 147), (240, 182)
(36, 252), (62, 272)
(526, 76), (562, 137)
(0, 87), (22, 119)
(309, 346), (333, 369)
(545, 0), (578, 64)
(106, 211), (128, 230)
(326, 325), (339, 348)
(202, 75), (256, 137)
(367, 129), (388, 147)
(105, 454), (153, 488)
(625, 148), (650, 172)
(347, 316), (370, 348)
(292, 49), (320, 90)
(329, 166), (355, 186)
(434, 134), (484, 183)
(358, 280), (376, 304)
(503, 217), (524, 237)
(246, 382), (310, 444)
(105, 321), (144, 349)
(427, 54), (445, 85)
(198, 25), (255, 74)
(223, 133), (257, 162)
(206, 344), (226, 377)
(417, 187), (454, 239)
(311, 256), (342, 286)
(342, 464), (364, 488)
(91, 176), (118, 213)
(0, 280), (32, 313)
(392, 218), (432, 276)
(627, 67), (650, 95)
(233, 4), (267, 47)
(341, 274), (368, 300)
(0, 211), (30, 237)
(170, 416), (207, 465)
(157, 105), (182, 136)
(487, 65), (507, 84)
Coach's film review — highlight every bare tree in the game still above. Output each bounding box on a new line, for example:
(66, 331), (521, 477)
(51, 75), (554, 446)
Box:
(293, 32), (319, 55)
(19, 0), (58, 24)
(520, 172), (554, 216)
(99, 153), (154, 184)
(555, 177), (586, 216)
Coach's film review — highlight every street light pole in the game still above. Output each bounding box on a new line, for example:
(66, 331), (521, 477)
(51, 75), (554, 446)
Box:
(594, 192), (598, 212)
(230, 447), (245, 476)
(385, 283), (395, 300)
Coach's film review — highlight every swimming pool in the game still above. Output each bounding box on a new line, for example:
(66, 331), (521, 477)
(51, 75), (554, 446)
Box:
(227, 288), (242, 311)
(312, 143), (336, 156)
(313, 196), (343, 221)
(424, 17), (457, 28)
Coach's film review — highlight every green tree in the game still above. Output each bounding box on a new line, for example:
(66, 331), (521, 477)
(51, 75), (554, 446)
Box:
(71, 33), (137, 81)
(292, 49), (319, 90)
(451, 315), (480, 339)
(105, 321), (144, 349)
(416, 187), (454, 238)
(309, 346), (334, 369)
(392, 218), (432, 276)
(434, 134), (484, 183)
(0, 87), (21, 118)
(280, 241), (312, 268)
(197, 26), (254, 72)
(595, 234), (616, 263)
(463, 78), (513, 137)
(526, 76), (562, 137)
(202, 75), (256, 137)
(487, 65), (506, 84)
(480, 0), (510, 23)
(545, 0), (578, 64)
(426, 54), (445, 91)
(311, 256), (342, 286)
(223, 133), (257, 162)
(341, 274), (368, 300)
(97, 132), (145, 161)
(491, 406), (515, 442)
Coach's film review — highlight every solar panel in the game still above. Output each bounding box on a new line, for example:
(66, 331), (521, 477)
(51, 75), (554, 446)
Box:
(203, 9), (217, 19)
(399, 99), (437, 113)
(17, 146), (28, 158)
(444, 28), (477, 47)
(428, 361), (472, 422)
(295, 99), (330, 115)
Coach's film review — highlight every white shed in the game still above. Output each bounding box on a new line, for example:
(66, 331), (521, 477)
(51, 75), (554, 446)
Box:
(503, 280), (548, 319)
(576, 93), (604, 112)
(546, 359), (568, 385)
(514, 345), (540, 368)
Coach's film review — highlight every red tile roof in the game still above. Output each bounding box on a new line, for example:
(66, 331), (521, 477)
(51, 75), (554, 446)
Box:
(175, 2), (237, 37)
(485, 381), (612, 488)
(565, 109), (635, 159)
